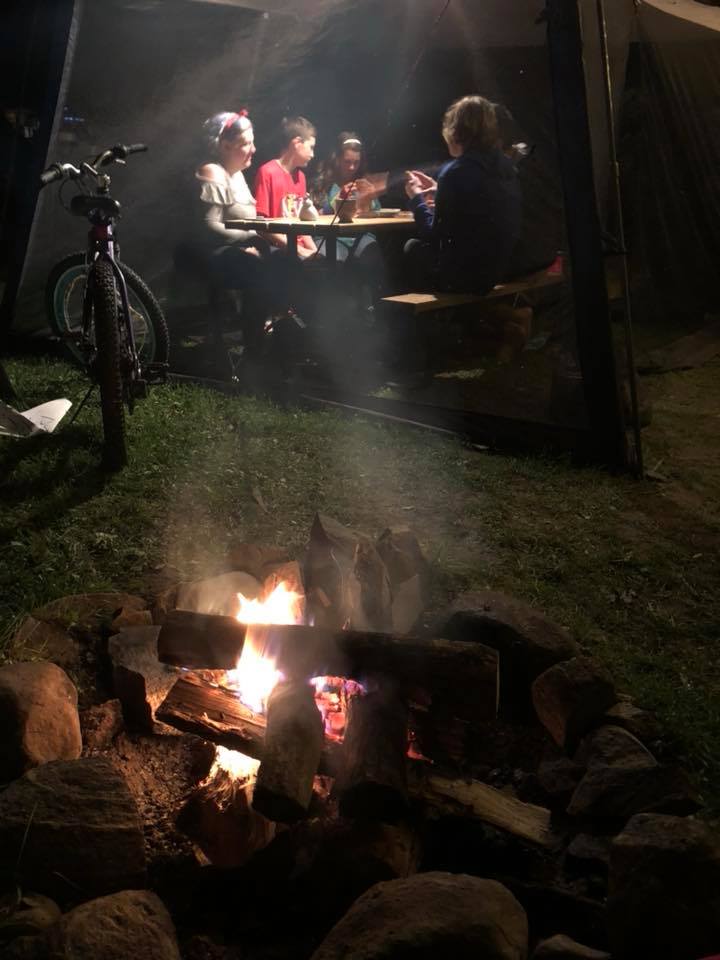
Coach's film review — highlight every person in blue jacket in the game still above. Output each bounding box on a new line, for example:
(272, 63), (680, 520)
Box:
(403, 95), (521, 294)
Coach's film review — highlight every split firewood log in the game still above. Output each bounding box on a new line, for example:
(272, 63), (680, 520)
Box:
(252, 680), (324, 823)
(338, 683), (409, 821)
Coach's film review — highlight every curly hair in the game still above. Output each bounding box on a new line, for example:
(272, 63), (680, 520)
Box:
(441, 96), (498, 152)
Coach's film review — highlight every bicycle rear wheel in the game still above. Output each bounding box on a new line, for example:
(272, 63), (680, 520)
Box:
(47, 252), (169, 369)
(91, 260), (127, 470)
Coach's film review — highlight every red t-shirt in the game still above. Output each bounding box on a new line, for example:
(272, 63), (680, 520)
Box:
(254, 160), (313, 250)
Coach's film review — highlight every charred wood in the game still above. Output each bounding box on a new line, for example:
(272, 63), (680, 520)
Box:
(338, 685), (409, 822)
(157, 613), (499, 722)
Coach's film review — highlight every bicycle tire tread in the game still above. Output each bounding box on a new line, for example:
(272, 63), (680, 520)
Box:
(91, 260), (128, 470)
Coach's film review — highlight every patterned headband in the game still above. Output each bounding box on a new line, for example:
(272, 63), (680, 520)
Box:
(219, 108), (250, 139)
(342, 137), (362, 147)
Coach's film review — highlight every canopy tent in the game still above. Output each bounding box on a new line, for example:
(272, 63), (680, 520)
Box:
(3, 0), (718, 469)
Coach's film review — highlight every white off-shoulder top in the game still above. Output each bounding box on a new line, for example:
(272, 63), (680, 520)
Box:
(195, 164), (258, 247)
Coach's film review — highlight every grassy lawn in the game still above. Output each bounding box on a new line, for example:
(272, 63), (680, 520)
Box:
(2, 353), (719, 809)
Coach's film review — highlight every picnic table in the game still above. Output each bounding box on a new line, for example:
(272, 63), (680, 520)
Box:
(225, 211), (416, 263)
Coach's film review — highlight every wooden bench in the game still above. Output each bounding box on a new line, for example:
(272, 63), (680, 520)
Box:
(381, 265), (564, 315)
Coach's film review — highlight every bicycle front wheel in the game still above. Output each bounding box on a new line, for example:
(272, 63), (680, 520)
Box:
(91, 260), (127, 470)
(47, 252), (169, 369)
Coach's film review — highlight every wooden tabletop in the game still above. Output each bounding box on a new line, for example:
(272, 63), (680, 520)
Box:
(225, 212), (416, 235)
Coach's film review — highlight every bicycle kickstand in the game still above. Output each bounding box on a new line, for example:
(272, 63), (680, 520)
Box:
(70, 383), (96, 424)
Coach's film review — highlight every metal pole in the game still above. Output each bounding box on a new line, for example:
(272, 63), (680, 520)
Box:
(545, 0), (628, 470)
(595, 0), (644, 476)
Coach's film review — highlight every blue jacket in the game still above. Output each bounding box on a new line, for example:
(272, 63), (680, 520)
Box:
(409, 147), (521, 294)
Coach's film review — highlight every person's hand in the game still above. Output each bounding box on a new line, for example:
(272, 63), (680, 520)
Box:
(408, 169), (437, 192)
(404, 169), (437, 200)
(404, 170), (423, 199)
(244, 246), (261, 257)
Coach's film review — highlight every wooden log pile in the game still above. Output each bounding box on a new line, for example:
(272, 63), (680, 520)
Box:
(155, 606), (557, 859)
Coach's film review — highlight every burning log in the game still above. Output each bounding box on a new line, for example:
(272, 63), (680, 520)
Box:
(155, 673), (343, 774)
(253, 680), (324, 823)
(155, 673), (266, 757)
(176, 749), (275, 868)
(338, 684), (409, 822)
(157, 611), (250, 670)
(158, 612), (499, 722)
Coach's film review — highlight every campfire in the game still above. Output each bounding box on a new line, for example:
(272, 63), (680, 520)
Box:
(154, 532), (508, 870)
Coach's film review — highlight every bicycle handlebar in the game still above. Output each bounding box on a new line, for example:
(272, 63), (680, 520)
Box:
(39, 142), (149, 187)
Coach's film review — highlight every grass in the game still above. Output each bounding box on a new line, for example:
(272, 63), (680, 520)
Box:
(1, 352), (719, 809)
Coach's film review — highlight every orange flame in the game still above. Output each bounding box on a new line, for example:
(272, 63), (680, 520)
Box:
(227, 582), (304, 714)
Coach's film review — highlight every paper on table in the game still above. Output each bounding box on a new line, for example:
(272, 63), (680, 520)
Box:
(0, 398), (72, 438)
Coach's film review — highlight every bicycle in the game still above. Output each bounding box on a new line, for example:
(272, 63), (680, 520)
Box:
(40, 142), (169, 469)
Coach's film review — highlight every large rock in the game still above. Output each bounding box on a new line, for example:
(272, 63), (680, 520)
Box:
(531, 934), (610, 959)
(531, 657), (615, 752)
(608, 813), (720, 959)
(10, 890), (181, 959)
(0, 893), (61, 943)
(435, 591), (577, 717)
(568, 726), (699, 819)
(0, 758), (146, 903)
(32, 593), (147, 630)
(108, 626), (178, 729)
(310, 872), (528, 960)
(174, 571), (262, 616)
(0, 661), (82, 780)
(7, 617), (79, 671)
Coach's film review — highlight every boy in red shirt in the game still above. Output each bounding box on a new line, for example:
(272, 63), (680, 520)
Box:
(254, 116), (319, 259)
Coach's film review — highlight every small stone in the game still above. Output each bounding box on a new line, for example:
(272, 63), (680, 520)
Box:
(0, 758), (146, 904)
(602, 698), (661, 743)
(532, 657), (616, 752)
(310, 872), (527, 960)
(0, 661), (82, 780)
(531, 933), (611, 959)
(609, 813), (720, 959)
(80, 699), (124, 751)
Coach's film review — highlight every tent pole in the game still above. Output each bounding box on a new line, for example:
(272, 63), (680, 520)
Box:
(545, 0), (630, 471)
